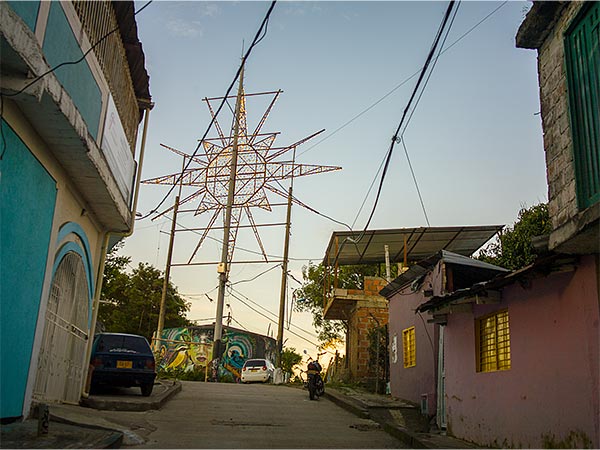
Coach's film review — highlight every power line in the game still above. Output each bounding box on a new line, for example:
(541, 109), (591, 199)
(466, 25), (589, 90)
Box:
(0, 1), (154, 160)
(163, 214), (320, 262)
(296, 1), (507, 160)
(360, 1), (457, 236)
(228, 285), (319, 341)
(393, 3), (462, 228)
(230, 263), (282, 286)
(327, 1), (458, 271)
(401, 137), (430, 226)
(140, 1), (277, 220)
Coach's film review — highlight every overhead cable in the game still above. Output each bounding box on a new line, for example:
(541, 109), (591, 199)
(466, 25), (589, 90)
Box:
(140, 1), (277, 220)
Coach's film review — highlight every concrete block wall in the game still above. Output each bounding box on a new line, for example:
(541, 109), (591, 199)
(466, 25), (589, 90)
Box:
(536, 2), (585, 230)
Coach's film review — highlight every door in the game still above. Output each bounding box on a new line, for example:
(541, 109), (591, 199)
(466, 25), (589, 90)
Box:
(33, 252), (89, 404)
(436, 325), (447, 429)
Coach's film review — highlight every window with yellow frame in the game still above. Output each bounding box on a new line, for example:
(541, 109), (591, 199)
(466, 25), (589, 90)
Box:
(476, 309), (511, 372)
(402, 326), (416, 368)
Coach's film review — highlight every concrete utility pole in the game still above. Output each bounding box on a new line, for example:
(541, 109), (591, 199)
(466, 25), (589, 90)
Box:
(155, 195), (180, 351)
(155, 156), (186, 352)
(276, 183), (293, 367)
(214, 65), (245, 368)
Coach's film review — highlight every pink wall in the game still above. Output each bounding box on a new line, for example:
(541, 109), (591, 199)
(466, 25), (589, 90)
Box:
(444, 255), (599, 448)
(388, 270), (440, 412)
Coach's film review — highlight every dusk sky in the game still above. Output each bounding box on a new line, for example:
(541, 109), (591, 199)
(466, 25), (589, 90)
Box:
(125, 1), (547, 357)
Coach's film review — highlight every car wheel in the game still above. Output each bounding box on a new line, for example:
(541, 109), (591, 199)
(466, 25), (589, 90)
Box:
(141, 382), (154, 397)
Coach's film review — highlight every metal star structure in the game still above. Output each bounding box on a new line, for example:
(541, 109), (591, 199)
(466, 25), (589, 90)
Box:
(143, 87), (341, 265)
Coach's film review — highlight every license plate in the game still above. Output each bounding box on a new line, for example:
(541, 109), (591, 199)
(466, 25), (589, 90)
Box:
(117, 360), (132, 369)
(250, 368), (258, 372)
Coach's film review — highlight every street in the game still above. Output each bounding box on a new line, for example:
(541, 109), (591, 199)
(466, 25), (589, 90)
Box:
(127, 381), (407, 448)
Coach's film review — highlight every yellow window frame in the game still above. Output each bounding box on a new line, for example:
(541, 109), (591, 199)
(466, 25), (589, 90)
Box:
(476, 309), (511, 373)
(402, 326), (416, 368)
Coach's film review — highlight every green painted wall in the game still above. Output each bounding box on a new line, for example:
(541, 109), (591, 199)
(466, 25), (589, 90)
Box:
(7, 1), (40, 32)
(0, 121), (57, 419)
(42, 2), (102, 140)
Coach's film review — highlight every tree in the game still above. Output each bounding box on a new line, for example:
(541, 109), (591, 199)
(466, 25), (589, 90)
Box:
(478, 203), (552, 270)
(294, 262), (386, 345)
(280, 347), (303, 377)
(98, 244), (191, 343)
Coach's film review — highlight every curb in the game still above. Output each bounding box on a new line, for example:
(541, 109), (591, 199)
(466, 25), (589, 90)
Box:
(324, 389), (430, 448)
(80, 380), (182, 411)
(323, 390), (369, 419)
(46, 416), (124, 449)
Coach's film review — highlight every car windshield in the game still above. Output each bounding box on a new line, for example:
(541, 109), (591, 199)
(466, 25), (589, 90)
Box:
(96, 335), (150, 354)
(244, 359), (266, 368)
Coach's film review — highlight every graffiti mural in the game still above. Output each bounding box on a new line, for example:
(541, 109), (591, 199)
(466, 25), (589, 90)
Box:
(156, 325), (276, 382)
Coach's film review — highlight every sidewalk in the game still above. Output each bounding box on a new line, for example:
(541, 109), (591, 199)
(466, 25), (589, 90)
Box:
(0, 380), (181, 449)
(324, 386), (477, 449)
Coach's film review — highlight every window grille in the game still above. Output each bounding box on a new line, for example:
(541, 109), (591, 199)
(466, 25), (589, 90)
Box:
(477, 310), (511, 372)
(565, 2), (600, 210)
(402, 327), (416, 368)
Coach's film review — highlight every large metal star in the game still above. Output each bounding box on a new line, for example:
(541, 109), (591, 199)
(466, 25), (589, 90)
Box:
(143, 88), (341, 265)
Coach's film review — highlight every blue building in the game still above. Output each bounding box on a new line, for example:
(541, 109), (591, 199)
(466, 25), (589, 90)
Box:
(1, 1), (151, 421)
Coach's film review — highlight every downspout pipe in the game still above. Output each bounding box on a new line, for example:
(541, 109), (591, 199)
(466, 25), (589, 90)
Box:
(81, 101), (153, 397)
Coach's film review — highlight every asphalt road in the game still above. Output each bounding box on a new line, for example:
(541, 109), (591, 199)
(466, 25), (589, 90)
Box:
(129, 381), (407, 448)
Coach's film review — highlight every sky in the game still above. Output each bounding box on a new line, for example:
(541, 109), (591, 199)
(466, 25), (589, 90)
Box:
(124, 0), (547, 362)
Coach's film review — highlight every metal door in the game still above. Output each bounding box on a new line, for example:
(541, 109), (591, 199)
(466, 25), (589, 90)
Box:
(33, 252), (89, 404)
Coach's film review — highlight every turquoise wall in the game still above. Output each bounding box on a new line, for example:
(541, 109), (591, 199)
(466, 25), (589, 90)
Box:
(7, 1), (40, 32)
(0, 121), (57, 419)
(42, 2), (102, 140)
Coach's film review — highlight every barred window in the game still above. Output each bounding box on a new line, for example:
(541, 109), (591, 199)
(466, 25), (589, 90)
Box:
(477, 310), (511, 373)
(402, 327), (416, 368)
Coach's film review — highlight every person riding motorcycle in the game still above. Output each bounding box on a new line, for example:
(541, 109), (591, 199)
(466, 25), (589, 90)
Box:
(306, 359), (324, 400)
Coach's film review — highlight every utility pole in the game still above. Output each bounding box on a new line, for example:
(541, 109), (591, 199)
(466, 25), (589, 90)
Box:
(384, 244), (392, 283)
(155, 156), (186, 352)
(276, 182), (293, 367)
(276, 146), (296, 367)
(213, 65), (245, 371)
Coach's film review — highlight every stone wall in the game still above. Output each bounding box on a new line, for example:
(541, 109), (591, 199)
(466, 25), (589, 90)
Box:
(535, 2), (585, 230)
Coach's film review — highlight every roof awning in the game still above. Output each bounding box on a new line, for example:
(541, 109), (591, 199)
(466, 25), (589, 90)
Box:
(323, 226), (504, 267)
(379, 249), (509, 298)
(416, 253), (579, 314)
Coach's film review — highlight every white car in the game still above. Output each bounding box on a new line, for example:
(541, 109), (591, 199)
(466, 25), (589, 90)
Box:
(240, 358), (274, 383)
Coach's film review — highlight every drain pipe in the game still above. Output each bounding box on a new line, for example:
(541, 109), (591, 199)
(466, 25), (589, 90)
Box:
(81, 102), (153, 397)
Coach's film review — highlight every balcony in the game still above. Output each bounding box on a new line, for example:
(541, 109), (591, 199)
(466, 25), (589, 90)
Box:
(0, 1), (150, 231)
(323, 277), (389, 320)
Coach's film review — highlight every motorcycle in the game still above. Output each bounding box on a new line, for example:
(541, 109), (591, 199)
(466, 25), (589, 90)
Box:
(304, 350), (325, 400)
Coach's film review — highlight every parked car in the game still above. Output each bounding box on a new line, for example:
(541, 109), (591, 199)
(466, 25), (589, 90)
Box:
(240, 358), (274, 383)
(90, 333), (156, 396)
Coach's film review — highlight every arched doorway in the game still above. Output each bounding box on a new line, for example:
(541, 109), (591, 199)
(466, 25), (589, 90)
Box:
(33, 252), (89, 404)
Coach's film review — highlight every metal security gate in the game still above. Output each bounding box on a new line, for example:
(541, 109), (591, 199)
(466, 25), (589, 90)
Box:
(33, 252), (89, 404)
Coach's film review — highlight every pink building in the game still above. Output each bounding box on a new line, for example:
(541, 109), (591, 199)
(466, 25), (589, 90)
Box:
(381, 251), (507, 422)
(418, 254), (599, 447)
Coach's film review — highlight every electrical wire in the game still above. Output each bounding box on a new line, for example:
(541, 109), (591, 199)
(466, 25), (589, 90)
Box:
(164, 214), (320, 261)
(228, 285), (319, 341)
(0, 1), (154, 161)
(331, 1), (458, 269)
(401, 137), (430, 227)
(140, 1), (277, 220)
(229, 263), (282, 286)
(361, 0), (457, 236)
(227, 289), (320, 347)
(295, 1), (508, 160)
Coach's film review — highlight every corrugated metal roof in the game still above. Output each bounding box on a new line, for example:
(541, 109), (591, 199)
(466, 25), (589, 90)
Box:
(323, 225), (503, 267)
(379, 249), (508, 298)
(416, 253), (577, 313)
